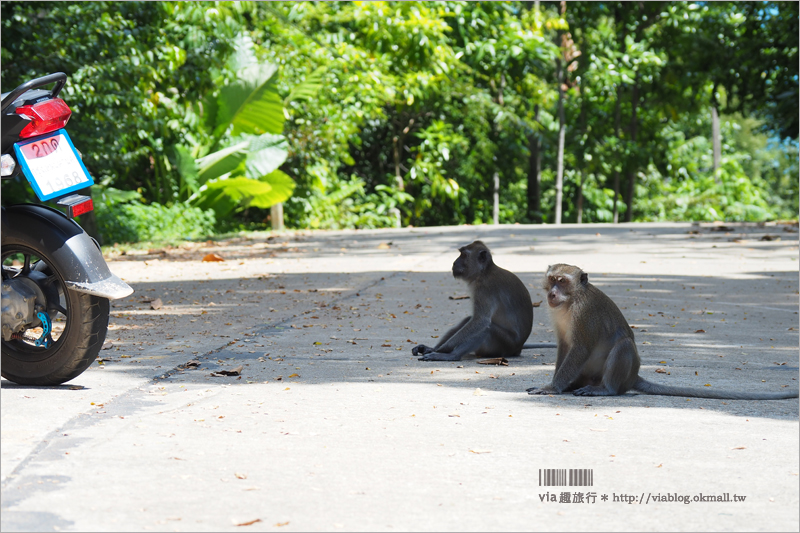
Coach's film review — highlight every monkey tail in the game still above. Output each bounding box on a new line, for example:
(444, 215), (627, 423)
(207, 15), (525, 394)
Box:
(633, 377), (799, 401)
(522, 342), (557, 349)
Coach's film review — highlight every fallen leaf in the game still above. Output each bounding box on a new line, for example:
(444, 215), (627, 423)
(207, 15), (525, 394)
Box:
(234, 518), (262, 527)
(760, 235), (780, 241)
(448, 295), (470, 300)
(235, 473), (247, 479)
(275, 522), (290, 527)
(478, 357), (508, 366)
(377, 242), (391, 249)
(469, 449), (491, 454)
(150, 298), (163, 310)
(731, 446), (747, 450)
(202, 253), (225, 262)
(210, 365), (243, 377)
(102, 341), (114, 350)
(185, 360), (200, 368)
(695, 329), (706, 334)
(472, 388), (486, 396)
(532, 301), (542, 307)
(288, 373), (300, 378)
(655, 368), (667, 374)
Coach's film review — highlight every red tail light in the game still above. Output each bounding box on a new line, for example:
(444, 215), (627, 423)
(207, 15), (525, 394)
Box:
(15, 98), (72, 139)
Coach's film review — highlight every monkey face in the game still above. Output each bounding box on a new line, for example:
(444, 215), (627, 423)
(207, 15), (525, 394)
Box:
(546, 277), (570, 308)
(452, 241), (491, 280)
(544, 264), (587, 309)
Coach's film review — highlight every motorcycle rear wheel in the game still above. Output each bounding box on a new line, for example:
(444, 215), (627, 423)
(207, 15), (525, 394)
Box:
(1, 242), (109, 386)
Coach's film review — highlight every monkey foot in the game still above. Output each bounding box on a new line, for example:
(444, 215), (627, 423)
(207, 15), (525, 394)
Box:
(572, 386), (614, 396)
(526, 387), (557, 395)
(411, 344), (435, 356)
(418, 352), (461, 362)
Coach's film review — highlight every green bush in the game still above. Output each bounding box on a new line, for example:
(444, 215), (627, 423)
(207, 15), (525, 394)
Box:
(94, 188), (215, 244)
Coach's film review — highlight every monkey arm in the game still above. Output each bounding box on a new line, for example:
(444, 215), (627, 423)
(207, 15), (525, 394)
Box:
(434, 317), (471, 351)
(527, 344), (588, 394)
(417, 324), (488, 361)
(412, 317), (470, 356)
(548, 345), (590, 392)
(419, 318), (515, 361)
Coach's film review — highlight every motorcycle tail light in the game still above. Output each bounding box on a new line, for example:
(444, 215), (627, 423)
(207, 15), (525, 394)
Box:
(15, 98), (72, 139)
(57, 194), (93, 218)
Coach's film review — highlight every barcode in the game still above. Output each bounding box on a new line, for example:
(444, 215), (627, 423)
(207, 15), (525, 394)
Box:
(538, 469), (593, 486)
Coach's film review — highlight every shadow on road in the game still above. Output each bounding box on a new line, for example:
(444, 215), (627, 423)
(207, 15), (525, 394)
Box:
(29, 266), (796, 421)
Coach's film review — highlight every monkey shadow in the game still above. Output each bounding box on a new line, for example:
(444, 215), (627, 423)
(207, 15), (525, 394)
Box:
(97, 267), (798, 422)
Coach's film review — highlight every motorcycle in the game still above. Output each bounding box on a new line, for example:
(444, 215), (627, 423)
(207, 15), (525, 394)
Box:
(1, 72), (134, 385)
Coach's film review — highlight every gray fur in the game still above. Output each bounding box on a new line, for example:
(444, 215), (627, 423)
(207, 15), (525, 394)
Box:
(413, 241), (534, 362)
(526, 264), (799, 400)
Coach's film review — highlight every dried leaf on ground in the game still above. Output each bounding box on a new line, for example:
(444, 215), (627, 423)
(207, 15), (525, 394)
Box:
(448, 295), (470, 300)
(102, 341), (114, 350)
(532, 301), (542, 307)
(210, 365), (243, 377)
(150, 298), (163, 310)
(478, 357), (508, 366)
(377, 242), (391, 249)
(695, 329), (706, 333)
(203, 253), (225, 262)
(234, 518), (262, 527)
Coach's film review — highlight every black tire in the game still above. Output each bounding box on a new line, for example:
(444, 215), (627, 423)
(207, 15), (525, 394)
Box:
(1, 242), (109, 386)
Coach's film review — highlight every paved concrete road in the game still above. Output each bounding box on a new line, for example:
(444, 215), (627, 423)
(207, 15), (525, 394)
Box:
(2, 222), (798, 532)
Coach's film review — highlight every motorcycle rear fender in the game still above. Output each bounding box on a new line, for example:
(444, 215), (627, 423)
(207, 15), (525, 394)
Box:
(1, 204), (134, 300)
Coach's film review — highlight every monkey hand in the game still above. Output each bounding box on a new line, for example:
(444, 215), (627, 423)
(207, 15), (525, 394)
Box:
(411, 344), (436, 356)
(526, 385), (559, 395)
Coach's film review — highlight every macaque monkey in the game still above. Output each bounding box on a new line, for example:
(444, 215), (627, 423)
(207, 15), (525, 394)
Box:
(527, 264), (799, 400)
(413, 241), (555, 362)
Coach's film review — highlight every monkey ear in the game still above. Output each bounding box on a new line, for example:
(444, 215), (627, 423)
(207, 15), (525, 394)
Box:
(580, 272), (588, 285)
(478, 250), (488, 262)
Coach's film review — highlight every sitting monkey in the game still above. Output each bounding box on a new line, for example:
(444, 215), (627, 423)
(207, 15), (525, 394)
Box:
(413, 241), (555, 362)
(527, 263), (799, 400)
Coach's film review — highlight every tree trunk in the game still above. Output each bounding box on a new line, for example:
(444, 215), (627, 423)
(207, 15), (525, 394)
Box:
(576, 169), (585, 224)
(270, 203), (284, 231)
(612, 86), (622, 224)
(493, 172), (500, 225)
(711, 104), (721, 183)
(392, 118), (415, 191)
(555, 60), (566, 225)
(527, 105), (542, 223)
(624, 77), (639, 223)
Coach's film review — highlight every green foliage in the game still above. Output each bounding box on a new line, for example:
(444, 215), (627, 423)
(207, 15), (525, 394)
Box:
(177, 38), (298, 220)
(93, 188), (216, 244)
(2, 1), (796, 242)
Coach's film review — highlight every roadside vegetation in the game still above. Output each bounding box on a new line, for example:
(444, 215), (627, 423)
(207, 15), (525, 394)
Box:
(2, 1), (797, 244)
